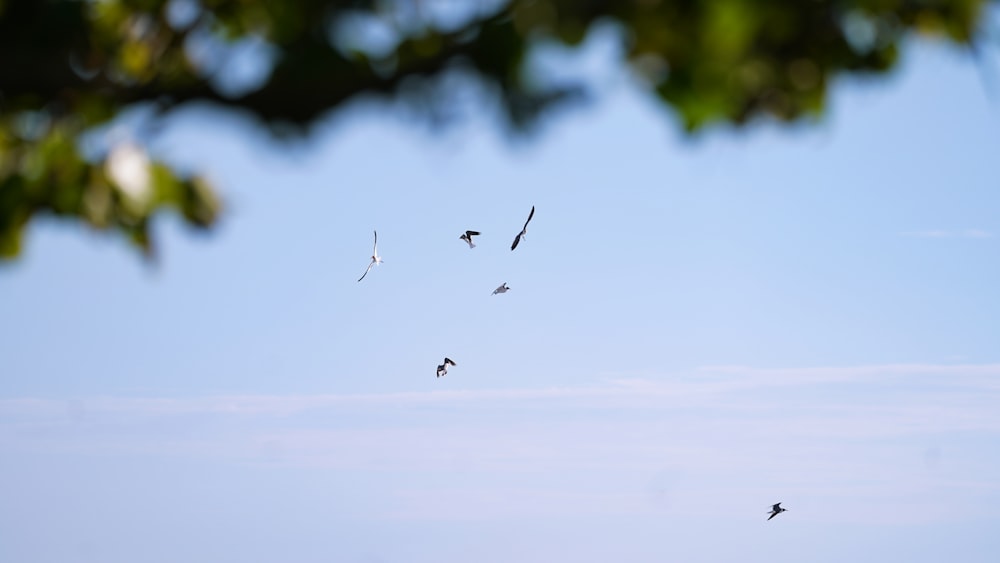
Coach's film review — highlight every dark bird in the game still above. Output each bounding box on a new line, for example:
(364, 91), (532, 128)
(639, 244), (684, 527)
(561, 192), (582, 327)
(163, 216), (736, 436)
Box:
(492, 282), (510, 295)
(459, 230), (480, 249)
(357, 230), (383, 282)
(436, 357), (456, 378)
(510, 206), (535, 251)
(767, 503), (787, 521)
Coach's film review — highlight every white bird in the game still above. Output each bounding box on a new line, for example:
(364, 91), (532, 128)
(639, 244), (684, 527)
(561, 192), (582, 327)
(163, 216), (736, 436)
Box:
(459, 230), (480, 249)
(492, 282), (510, 295)
(766, 503), (787, 521)
(436, 357), (456, 378)
(510, 205), (535, 251)
(357, 230), (383, 282)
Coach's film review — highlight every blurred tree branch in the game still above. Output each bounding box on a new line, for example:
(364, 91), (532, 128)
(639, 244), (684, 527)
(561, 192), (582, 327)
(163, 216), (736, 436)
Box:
(1, 0), (996, 261)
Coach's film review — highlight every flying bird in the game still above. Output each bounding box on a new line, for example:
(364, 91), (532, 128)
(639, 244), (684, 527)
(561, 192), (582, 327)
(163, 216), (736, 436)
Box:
(357, 230), (383, 282)
(459, 230), (480, 249)
(436, 357), (456, 378)
(510, 205), (535, 251)
(492, 282), (510, 295)
(767, 503), (787, 521)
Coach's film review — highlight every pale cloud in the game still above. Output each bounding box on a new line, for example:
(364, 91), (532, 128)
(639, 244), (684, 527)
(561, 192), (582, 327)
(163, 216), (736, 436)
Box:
(3, 362), (998, 418)
(900, 229), (994, 239)
(2, 363), (999, 524)
(963, 229), (995, 238)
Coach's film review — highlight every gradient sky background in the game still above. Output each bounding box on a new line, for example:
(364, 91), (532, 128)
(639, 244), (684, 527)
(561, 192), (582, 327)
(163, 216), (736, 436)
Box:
(2, 23), (1000, 563)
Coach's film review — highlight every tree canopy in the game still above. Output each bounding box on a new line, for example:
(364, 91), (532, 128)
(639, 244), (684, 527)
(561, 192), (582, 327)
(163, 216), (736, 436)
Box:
(1, 0), (995, 261)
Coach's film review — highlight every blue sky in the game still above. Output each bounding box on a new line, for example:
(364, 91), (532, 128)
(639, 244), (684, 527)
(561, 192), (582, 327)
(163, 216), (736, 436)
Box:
(2, 29), (1000, 563)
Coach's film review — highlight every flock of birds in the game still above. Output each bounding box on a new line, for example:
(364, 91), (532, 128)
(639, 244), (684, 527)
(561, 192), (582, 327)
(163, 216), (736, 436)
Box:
(357, 205), (535, 380)
(357, 205), (536, 283)
(356, 204), (789, 522)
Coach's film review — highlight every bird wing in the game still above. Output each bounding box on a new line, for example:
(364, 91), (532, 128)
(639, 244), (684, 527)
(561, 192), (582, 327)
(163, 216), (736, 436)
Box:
(372, 230), (378, 254)
(467, 230), (480, 237)
(772, 503), (781, 511)
(445, 358), (456, 366)
(522, 206), (535, 229)
(511, 233), (522, 251)
(357, 259), (375, 282)
(767, 512), (778, 521)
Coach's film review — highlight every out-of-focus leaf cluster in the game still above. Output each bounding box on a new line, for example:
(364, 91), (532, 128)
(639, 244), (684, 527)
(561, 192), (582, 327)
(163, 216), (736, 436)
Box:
(538, 0), (991, 130)
(0, 112), (219, 258)
(0, 0), (995, 260)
